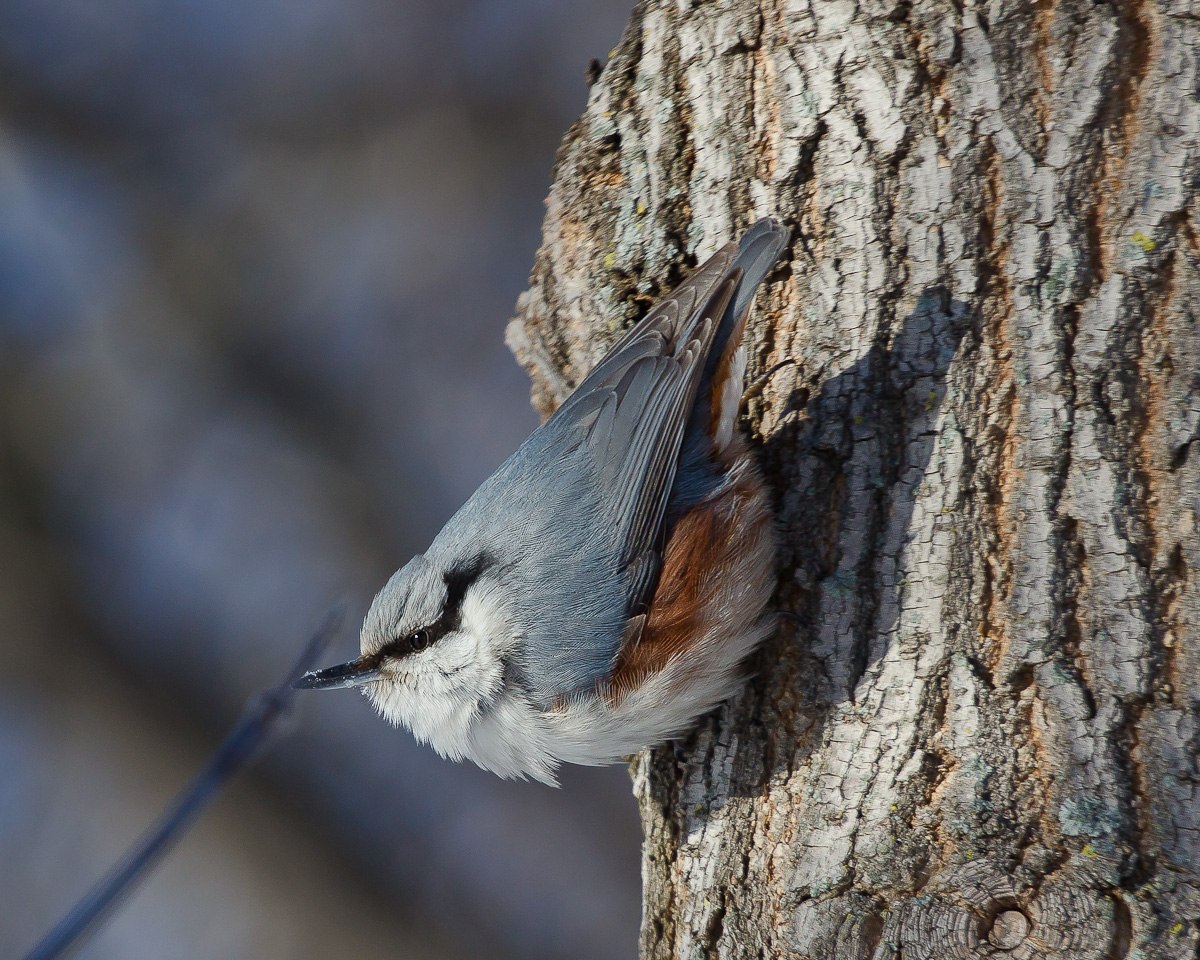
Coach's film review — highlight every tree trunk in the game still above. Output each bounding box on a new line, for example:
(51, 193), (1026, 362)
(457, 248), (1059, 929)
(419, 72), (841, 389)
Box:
(507, 0), (1200, 956)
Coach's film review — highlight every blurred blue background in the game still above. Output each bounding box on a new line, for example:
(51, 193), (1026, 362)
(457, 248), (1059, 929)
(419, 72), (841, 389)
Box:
(0, 1), (641, 958)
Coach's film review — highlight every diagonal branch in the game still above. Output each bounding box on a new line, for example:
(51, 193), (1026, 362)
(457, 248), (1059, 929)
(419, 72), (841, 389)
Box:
(22, 603), (347, 960)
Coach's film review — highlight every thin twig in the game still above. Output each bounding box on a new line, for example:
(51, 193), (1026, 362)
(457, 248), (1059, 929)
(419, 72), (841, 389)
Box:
(22, 602), (347, 960)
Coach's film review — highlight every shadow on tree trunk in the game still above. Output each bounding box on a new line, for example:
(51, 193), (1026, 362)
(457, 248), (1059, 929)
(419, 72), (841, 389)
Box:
(650, 287), (970, 808)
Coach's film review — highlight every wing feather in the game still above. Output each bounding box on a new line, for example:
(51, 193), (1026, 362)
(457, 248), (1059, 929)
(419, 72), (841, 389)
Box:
(492, 220), (788, 704)
(547, 253), (741, 615)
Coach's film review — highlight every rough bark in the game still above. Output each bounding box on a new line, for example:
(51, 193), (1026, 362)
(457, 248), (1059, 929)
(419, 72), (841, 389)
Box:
(507, 1), (1200, 957)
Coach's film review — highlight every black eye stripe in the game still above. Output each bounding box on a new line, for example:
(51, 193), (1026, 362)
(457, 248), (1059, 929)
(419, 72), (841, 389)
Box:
(381, 554), (492, 660)
(442, 554), (491, 633)
(380, 628), (433, 659)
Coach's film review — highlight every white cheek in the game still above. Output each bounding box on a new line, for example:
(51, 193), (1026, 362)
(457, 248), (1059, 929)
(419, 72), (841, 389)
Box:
(363, 575), (567, 781)
(459, 576), (518, 660)
(365, 621), (506, 757)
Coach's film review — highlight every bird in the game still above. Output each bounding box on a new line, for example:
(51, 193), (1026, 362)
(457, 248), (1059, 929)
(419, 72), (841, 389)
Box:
(295, 218), (789, 784)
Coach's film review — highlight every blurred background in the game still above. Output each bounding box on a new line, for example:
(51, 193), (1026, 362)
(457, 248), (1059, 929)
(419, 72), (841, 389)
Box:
(0, 1), (641, 958)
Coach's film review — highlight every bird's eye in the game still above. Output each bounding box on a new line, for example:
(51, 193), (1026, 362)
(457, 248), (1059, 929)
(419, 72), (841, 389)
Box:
(407, 628), (432, 652)
(380, 626), (438, 660)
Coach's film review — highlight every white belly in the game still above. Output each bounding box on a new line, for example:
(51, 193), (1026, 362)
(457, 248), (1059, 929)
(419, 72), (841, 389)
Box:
(446, 612), (775, 786)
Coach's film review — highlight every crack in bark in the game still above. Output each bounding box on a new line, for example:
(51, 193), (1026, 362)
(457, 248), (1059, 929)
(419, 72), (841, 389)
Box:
(1104, 890), (1134, 960)
(1056, 518), (1096, 719)
(1086, 0), (1155, 286)
(1030, 0), (1058, 148)
(977, 138), (1018, 681)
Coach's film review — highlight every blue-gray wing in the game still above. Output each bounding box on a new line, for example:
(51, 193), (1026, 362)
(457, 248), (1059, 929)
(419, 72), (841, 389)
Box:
(549, 220), (788, 614)
(548, 248), (741, 605)
(492, 219), (788, 705)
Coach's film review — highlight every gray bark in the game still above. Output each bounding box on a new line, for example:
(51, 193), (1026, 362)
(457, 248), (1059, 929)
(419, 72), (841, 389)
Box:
(507, 0), (1200, 957)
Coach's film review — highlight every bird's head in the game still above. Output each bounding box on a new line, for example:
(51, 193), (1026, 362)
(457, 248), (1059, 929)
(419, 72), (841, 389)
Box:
(295, 553), (510, 744)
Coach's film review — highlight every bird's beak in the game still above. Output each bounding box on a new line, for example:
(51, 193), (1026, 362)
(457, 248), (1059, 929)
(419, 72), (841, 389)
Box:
(292, 655), (382, 690)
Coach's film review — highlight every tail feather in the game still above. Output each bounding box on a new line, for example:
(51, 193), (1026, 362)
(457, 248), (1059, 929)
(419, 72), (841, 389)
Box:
(701, 218), (788, 455)
(669, 218), (788, 511)
(729, 218), (789, 323)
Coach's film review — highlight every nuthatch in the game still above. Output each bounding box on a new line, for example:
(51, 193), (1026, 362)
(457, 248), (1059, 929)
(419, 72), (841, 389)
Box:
(296, 219), (789, 784)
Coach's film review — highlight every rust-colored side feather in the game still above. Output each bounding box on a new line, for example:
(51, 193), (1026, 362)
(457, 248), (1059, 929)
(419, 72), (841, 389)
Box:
(607, 472), (772, 700)
(706, 300), (754, 453)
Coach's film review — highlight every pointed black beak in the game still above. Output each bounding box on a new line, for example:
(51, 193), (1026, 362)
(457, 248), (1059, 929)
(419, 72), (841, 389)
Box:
(292, 655), (382, 691)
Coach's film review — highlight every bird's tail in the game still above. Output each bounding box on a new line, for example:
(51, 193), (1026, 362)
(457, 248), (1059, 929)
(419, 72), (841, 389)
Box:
(670, 218), (788, 509)
(699, 218), (788, 449)
(729, 218), (790, 328)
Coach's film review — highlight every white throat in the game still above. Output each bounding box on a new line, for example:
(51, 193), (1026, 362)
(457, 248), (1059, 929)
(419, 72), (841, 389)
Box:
(364, 576), (561, 781)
